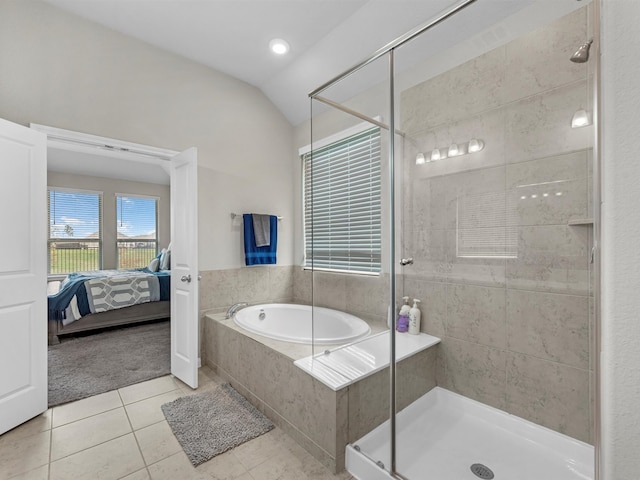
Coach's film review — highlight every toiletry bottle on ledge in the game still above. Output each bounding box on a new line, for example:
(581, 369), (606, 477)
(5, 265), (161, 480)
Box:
(397, 296), (410, 333)
(409, 299), (421, 335)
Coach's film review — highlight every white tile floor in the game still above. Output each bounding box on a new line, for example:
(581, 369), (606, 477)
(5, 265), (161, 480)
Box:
(0, 366), (354, 480)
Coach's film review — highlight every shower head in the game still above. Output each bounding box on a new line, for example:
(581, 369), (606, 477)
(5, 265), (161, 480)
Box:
(570, 39), (593, 63)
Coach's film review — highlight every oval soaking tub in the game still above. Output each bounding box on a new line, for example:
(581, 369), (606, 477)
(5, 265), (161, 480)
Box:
(233, 303), (370, 345)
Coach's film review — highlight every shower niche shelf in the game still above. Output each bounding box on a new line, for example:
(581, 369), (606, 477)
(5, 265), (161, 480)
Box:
(568, 218), (593, 226)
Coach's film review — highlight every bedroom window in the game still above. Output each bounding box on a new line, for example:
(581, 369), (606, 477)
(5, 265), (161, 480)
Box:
(116, 195), (159, 269)
(302, 126), (381, 274)
(48, 188), (102, 274)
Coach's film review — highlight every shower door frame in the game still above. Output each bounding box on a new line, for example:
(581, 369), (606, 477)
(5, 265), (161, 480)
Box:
(308, 0), (602, 478)
(310, 1), (481, 477)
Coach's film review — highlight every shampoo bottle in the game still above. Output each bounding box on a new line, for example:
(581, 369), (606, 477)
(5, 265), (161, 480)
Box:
(396, 296), (410, 333)
(409, 299), (421, 335)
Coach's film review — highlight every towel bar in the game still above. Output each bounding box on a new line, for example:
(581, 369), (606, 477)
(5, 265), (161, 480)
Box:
(231, 213), (283, 220)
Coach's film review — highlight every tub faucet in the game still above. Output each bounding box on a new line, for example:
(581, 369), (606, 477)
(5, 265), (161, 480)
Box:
(225, 302), (249, 319)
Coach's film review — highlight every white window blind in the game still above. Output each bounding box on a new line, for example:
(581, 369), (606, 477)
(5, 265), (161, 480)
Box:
(116, 195), (159, 269)
(303, 127), (381, 274)
(48, 188), (102, 274)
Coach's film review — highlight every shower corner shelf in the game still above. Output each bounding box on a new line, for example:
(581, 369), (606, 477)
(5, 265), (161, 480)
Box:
(568, 218), (594, 226)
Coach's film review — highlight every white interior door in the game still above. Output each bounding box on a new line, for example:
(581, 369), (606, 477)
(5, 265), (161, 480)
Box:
(0, 119), (47, 434)
(170, 148), (199, 388)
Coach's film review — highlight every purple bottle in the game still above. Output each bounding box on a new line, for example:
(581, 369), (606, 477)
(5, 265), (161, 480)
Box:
(396, 296), (411, 333)
(396, 313), (410, 332)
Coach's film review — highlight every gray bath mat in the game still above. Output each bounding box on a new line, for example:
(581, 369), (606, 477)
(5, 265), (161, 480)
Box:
(161, 383), (274, 466)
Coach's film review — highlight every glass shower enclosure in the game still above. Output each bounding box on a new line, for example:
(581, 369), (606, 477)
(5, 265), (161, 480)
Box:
(305, 0), (598, 478)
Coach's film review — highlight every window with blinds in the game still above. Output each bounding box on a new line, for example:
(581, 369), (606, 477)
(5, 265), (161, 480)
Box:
(48, 188), (102, 274)
(116, 195), (159, 269)
(303, 127), (381, 274)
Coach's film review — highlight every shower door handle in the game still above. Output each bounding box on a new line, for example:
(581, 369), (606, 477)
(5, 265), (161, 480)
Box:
(400, 258), (413, 266)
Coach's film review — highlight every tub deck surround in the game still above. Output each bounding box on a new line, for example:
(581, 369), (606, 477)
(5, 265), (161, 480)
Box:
(204, 312), (437, 472)
(295, 330), (441, 391)
(346, 387), (594, 480)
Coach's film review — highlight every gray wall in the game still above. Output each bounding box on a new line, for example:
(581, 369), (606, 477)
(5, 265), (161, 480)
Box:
(47, 171), (171, 270)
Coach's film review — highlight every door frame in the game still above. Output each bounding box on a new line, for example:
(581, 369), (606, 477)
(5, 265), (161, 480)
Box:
(31, 123), (200, 374)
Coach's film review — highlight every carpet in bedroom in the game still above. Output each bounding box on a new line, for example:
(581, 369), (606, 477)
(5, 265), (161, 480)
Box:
(48, 320), (170, 407)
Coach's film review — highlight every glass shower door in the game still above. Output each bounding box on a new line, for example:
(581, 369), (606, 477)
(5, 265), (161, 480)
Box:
(393, 1), (597, 479)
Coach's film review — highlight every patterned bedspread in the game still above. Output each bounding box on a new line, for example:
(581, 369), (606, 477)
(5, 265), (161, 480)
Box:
(48, 269), (170, 325)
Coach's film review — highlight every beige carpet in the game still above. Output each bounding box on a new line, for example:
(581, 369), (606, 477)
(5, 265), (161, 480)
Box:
(48, 320), (170, 407)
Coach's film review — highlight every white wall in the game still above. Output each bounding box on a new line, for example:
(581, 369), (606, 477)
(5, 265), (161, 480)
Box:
(47, 171), (171, 270)
(600, 0), (640, 478)
(0, 0), (294, 271)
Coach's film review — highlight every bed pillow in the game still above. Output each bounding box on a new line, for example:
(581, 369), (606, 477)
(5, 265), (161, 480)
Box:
(157, 248), (167, 270)
(160, 249), (171, 270)
(148, 257), (160, 272)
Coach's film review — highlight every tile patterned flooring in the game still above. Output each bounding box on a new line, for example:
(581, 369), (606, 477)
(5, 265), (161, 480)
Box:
(0, 367), (354, 480)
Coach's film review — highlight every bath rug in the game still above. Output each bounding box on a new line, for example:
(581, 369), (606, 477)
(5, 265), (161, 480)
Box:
(161, 383), (274, 466)
(48, 320), (170, 407)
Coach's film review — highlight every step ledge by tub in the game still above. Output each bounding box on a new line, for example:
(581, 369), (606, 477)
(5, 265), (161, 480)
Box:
(294, 331), (440, 391)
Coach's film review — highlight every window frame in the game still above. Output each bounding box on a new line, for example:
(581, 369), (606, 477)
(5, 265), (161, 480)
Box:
(47, 187), (103, 276)
(115, 193), (160, 270)
(301, 121), (382, 275)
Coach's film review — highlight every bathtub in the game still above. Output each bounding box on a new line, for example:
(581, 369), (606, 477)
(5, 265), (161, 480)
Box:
(233, 303), (371, 345)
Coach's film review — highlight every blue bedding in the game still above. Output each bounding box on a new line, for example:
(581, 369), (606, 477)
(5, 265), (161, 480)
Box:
(48, 268), (170, 321)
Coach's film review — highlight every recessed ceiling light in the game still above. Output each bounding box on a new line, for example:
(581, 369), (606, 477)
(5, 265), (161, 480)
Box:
(269, 39), (290, 55)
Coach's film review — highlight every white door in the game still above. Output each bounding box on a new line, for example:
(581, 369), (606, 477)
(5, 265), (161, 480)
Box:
(0, 119), (47, 434)
(170, 148), (199, 388)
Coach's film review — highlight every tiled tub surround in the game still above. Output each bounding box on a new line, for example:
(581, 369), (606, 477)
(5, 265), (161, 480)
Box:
(204, 313), (438, 473)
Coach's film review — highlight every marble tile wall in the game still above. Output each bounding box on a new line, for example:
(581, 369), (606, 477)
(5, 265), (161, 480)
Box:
(396, 7), (595, 444)
(293, 268), (390, 325)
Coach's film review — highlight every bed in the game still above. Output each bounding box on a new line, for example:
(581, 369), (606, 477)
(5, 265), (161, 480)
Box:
(48, 268), (170, 344)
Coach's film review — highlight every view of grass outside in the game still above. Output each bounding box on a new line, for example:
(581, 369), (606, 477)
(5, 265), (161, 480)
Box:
(49, 243), (100, 274)
(49, 245), (157, 274)
(117, 244), (157, 270)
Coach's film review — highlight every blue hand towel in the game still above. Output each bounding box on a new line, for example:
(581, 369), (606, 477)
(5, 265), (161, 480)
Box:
(243, 214), (277, 265)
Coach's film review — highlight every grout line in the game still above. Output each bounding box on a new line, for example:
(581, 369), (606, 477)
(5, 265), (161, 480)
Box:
(48, 423), (53, 480)
(120, 389), (148, 469)
(50, 428), (132, 463)
(52, 404), (122, 429)
(121, 387), (183, 408)
(115, 467), (150, 480)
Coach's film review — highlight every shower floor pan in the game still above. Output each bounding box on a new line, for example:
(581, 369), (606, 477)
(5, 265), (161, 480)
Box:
(346, 387), (594, 480)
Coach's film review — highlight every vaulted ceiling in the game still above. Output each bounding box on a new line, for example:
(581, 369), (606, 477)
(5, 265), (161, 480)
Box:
(43, 0), (586, 126)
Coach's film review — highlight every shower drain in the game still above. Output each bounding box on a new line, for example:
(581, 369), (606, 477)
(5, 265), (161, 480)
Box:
(470, 463), (494, 479)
